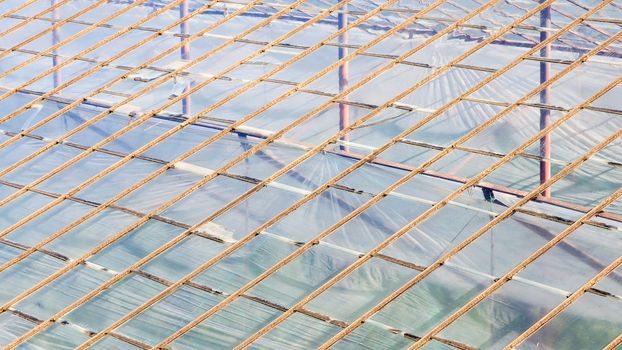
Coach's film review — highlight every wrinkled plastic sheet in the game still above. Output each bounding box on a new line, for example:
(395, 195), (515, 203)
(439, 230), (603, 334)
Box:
(0, 0), (620, 349)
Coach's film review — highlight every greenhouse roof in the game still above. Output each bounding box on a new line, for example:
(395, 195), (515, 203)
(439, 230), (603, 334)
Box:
(0, 0), (621, 349)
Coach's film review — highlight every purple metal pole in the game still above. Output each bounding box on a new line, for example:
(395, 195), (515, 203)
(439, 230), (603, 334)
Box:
(52, 0), (62, 89)
(338, 10), (350, 152)
(539, 1), (551, 197)
(180, 0), (191, 116)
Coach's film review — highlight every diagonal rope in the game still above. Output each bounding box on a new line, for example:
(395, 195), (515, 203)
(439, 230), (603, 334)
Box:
(316, 75), (622, 350)
(503, 222), (622, 349)
(0, 0), (109, 54)
(602, 331), (622, 350)
(0, 0), (186, 100)
(408, 132), (622, 349)
(233, 8), (622, 350)
(1, 0), (620, 348)
(0, 0), (71, 37)
(3, 0), (438, 346)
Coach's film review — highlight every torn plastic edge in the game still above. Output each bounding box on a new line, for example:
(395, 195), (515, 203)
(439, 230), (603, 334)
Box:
(392, 101), (437, 113)
(195, 221), (237, 243)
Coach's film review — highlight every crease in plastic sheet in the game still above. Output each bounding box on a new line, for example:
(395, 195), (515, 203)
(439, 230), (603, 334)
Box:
(0, 0), (621, 348)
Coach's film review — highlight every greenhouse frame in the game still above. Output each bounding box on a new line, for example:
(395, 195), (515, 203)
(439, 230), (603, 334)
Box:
(0, 0), (621, 349)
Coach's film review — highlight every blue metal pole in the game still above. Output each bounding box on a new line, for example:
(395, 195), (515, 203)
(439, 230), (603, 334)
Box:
(539, 1), (551, 197)
(52, 0), (62, 89)
(338, 9), (349, 152)
(180, 0), (191, 116)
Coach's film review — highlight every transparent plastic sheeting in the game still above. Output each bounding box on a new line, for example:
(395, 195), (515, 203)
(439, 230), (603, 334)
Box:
(1, 1), (620, 213)
(0, 96), (620, 349)
(0, 0), (620, 349)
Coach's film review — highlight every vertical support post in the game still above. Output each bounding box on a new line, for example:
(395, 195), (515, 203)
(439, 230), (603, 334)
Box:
(180, 0), (191, 116)
(338, 9), (350, 152)
(539, 1), (551, 198)
(52, 0), (62, 89)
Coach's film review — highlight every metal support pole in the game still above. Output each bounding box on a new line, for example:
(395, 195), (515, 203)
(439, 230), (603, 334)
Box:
(338, 9), (350, 151)
(539, 1), (551, 197)
(52, 0), (62, 89)
(180, 0), (191, 116)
